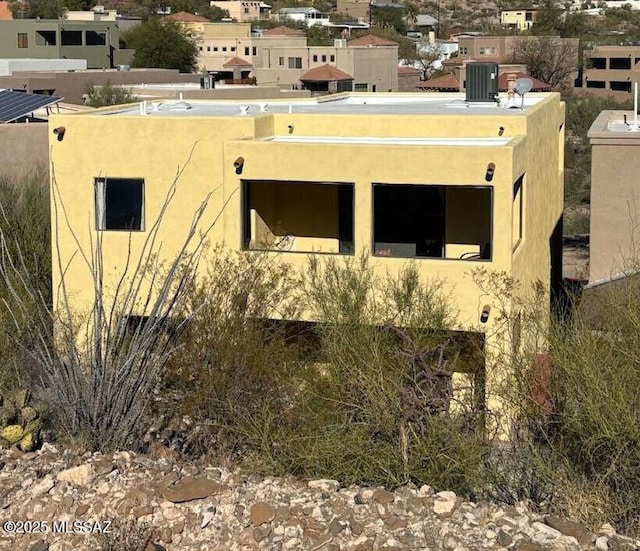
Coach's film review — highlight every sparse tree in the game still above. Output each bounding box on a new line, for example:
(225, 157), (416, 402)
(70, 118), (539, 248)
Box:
(404, 1), (419, 29)
(371, 5), (407, 34)
(123, 17), (198, 72)
(415, 41), (445, 80)
(505, 36), (579, 91)
(531, 0), (591, 36)
(167, 0), (229, 20)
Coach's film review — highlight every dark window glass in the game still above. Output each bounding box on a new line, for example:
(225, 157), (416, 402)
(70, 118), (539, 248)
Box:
(95, 178), (144, 231)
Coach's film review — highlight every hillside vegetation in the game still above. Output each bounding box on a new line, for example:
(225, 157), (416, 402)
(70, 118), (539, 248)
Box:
(0, 167), (640, 534)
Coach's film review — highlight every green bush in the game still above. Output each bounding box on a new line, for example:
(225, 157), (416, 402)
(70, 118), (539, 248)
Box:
(84, 81), (136, 108)
(486, 272), (640, 534)
(162, 247), (304, 460)
(543, 285), (640, 532)
(0, 168), (50, 393)
(165, 252), (488, 492)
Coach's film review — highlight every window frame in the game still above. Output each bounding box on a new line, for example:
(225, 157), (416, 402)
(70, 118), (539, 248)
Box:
(95, 177), (145, 232)
(241, 179), (355, 255)
(372, 183), (493, 261)
(512, 175), (524, 251)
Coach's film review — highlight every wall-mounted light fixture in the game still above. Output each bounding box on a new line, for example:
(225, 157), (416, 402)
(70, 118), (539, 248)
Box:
(287, 124), (294, 134)
(485, 162), (495, 182)
(480, 305), (491, 324)
(234, 156), (245, 175)
(53, 126), (66, 142)
(498, 126), (504, 136)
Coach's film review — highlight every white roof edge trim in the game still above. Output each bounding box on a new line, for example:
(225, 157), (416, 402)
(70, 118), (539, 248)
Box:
(262, 136), (514, 146)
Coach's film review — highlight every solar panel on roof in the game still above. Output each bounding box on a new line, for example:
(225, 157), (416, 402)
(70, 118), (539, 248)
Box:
(0, 90), (62, 123)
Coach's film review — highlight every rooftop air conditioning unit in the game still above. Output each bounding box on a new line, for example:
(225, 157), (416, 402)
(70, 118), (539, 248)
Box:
(466, 62), (499, 103)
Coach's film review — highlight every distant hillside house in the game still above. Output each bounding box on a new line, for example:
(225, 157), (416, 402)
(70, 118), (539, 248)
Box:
(0, 20), (133, 69)
(208, 1), (272, 23)
(500, 9), (537, 32)
(277, 7), (330, 27)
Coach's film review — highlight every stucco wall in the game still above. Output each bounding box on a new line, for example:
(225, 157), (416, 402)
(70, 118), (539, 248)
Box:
(48, 94), (563, 336)
(0, 70), (201, 105)
(0, 123), (48, 178)
(589, 110), (640, 283)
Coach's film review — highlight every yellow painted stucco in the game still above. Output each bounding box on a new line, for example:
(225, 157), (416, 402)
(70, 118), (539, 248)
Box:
(48, 93), (564, 423)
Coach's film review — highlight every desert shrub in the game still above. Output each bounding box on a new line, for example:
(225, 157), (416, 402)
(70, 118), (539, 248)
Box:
(491, 272), (640, 534)
(0, 168), (50, 392)
(0, 154), (223, 452)
(162, 247), (304, 460)
(268, 255), (487, 491)
(84, 81), (136, 108)
(169, 252), (488, 492)
(541, 286), (640, 533)
(92, 520), (154, 551)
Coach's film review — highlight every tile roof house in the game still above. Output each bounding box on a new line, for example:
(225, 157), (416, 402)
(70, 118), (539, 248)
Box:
(418, 71), (550, 93)
(300, 64), (353, 93)
(223, 56), (253, 81)
(348, 35), (398, 47)
(417, 73), (460, 91)
(255, 33), (399, 92)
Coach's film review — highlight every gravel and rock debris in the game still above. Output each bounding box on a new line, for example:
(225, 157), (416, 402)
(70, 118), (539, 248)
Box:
(0, 445), (636, 551)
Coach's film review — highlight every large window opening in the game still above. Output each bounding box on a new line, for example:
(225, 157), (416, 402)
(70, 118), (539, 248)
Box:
(17, 33), (28, 48)
(95, 178), (144, 231)
(373, 184), (492, 260)
(61, 30), (83, 46)
(85, 30), (106, 46)
(242, 180), (354, 254)
(610, 57), (631, 70)
(610, 81), (632, 92)
(588, 57), (606, 70)
(36, 30), (56, 46)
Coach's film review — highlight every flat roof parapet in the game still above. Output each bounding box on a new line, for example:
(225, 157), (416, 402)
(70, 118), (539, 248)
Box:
(90, 93), (554, 118)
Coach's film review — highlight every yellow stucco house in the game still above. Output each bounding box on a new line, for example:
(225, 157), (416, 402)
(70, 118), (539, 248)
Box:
(48, 92), (564, 423)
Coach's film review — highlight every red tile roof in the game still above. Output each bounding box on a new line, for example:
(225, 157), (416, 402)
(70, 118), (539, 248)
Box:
(223, 56), (253, 68)
(417, 73), (460, 90)
(262, 26), (305, 36)
(348, 35), (398, 47)
(398, 67), (421, 75)
(416, 71), (550, 92)
(0, 1), (12, 20)
(498, 71), (550, 91)
(166, 11), (209, 22)
(300, 64), (353, 82)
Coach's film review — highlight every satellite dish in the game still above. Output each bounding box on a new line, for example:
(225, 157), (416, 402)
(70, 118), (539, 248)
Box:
(513, 78), (533, 96)
(512, 78), (533, 110)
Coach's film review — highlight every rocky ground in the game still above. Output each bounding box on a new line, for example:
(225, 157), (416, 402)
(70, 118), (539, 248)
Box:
(0, 445), (636, 551)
